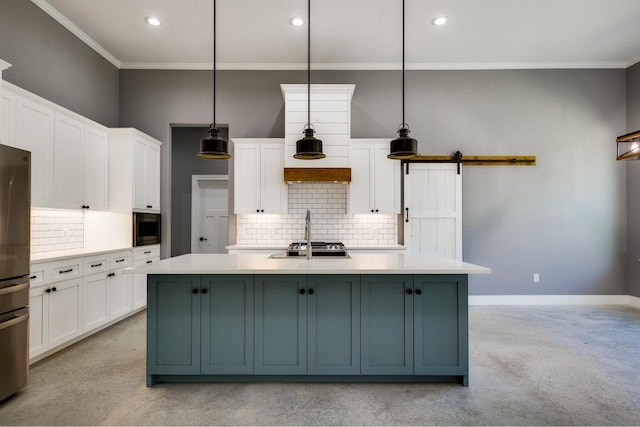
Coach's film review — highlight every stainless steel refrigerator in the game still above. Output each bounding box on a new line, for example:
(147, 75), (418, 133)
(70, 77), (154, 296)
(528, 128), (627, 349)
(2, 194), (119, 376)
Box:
(0, 143), (30, 402)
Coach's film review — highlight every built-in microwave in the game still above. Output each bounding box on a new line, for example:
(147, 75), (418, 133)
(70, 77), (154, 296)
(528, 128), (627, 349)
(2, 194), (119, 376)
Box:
(133, 212), (161, 247)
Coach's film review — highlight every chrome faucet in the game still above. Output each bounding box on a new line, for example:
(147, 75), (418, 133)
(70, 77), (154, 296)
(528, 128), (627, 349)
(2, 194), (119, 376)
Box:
(304, 209), (312, 259)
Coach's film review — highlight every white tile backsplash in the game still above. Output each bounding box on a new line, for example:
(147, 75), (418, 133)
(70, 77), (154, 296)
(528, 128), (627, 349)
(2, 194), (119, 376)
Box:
(31, 208), (84, 253)
(236, 183), (397, 245)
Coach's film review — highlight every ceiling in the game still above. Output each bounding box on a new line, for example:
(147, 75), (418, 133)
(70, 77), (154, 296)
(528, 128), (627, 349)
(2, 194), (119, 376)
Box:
(33, 0), (640, 70)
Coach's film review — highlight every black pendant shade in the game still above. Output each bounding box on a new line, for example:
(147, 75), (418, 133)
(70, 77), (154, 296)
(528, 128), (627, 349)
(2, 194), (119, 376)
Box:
(197, 0), (230, 159)
(389, 0), (418, 160)
(388, 126), (418, 160)
(295, 127), (325, 160)
(197, 125), (230, 159)
(295, 0), (325, 160)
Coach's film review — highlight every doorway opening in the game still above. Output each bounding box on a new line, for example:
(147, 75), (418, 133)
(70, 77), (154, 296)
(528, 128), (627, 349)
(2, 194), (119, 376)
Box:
(170, 125), (229, 256)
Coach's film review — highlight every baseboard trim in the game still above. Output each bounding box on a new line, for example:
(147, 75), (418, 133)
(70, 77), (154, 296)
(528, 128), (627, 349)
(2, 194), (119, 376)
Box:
(626, 295), (640, 309)
(469, 294), (634, 306)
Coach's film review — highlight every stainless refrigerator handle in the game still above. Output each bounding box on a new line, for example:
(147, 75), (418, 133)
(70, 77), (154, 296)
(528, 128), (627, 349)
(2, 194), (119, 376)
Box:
(0, 282), (29, 296)
(0, 313), (29, 331)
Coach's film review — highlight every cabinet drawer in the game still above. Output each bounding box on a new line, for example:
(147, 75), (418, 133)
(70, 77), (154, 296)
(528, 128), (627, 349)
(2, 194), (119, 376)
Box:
(29, 269), (45, 285)
(109, 251), (131, 269)
(134, 256), (160, 268)
(84, 257), (108, 274)
(49, 261), (82, 282)
(133, 245), (160, 260)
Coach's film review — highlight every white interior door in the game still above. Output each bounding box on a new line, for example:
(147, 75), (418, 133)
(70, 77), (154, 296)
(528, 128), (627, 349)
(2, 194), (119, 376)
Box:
(404, 163), (462, 260)
(192, 175), (229, 254)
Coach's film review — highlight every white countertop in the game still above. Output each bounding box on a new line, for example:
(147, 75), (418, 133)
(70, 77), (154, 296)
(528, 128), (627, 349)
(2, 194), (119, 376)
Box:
(31, 246), (132, 263)
(129, 253), (491, 275)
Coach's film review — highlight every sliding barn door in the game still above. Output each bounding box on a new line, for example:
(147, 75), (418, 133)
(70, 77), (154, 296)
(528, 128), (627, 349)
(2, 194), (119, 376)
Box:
(404, 164), (462, 260)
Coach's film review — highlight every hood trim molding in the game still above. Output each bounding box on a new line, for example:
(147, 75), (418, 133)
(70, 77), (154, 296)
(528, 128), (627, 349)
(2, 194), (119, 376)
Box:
(284, 168), (351, 183)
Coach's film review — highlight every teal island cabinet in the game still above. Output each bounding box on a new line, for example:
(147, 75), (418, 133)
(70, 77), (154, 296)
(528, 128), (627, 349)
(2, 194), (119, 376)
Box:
(139, 253), (490, 387)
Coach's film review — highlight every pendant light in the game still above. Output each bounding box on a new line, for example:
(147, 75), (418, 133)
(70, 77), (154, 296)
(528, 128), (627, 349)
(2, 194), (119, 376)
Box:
(198, 0), (230, 159)
(388, 0), (418, 160)
(294, 0), (325, 160)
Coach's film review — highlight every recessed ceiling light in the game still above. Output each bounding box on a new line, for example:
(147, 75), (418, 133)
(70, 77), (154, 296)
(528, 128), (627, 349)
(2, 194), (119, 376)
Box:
(290, 17), (304, 27)
(431, 16), (447, 26)
(145, 16), (161, 26)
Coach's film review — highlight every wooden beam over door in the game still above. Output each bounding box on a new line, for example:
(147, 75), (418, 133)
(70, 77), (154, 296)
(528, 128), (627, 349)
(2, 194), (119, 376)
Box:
(408, 155), (536, 166)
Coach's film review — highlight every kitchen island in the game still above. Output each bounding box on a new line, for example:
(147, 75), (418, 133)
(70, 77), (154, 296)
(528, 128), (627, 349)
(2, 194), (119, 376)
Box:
(133, 253), (490, 387)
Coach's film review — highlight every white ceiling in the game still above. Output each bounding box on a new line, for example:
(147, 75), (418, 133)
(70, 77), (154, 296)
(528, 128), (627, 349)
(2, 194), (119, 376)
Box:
(33, 0), (640, 70)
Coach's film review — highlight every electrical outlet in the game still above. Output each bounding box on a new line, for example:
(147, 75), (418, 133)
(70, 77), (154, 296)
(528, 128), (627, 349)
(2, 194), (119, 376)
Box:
(533, 273), (540, 283)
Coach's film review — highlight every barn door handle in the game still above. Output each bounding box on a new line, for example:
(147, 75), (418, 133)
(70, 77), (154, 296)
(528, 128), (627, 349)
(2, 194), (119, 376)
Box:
(405, 207), (409, 223)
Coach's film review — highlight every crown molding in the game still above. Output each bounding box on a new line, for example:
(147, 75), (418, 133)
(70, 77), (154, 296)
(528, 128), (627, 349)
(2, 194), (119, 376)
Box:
(31, 0), (121, 68)
(119, 61), (629, 71)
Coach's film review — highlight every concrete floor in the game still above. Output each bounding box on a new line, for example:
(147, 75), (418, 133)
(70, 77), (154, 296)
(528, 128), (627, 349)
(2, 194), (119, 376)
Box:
(1, 305), (639, 426)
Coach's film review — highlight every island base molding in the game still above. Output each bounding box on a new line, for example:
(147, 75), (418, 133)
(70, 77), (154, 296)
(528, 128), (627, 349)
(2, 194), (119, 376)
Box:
(147, 374), (468, 387)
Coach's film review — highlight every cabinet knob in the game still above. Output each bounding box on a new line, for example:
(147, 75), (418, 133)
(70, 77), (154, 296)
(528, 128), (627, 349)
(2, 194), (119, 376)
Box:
(45, 288), (51, 293)
(415, 289), (422, 295)
(256, 209), (260, 213)
(375, 209), (379, 213)
(299, 288), (306, 295)
(192, 288), (199, 294)
(51, 287), (57, 292)
(406, 288), (413, 295)
(201, 288), (208, 294)
(261, 209), (264, 213)
(371, 209), (374, 213)
(308, 288), (314, 295)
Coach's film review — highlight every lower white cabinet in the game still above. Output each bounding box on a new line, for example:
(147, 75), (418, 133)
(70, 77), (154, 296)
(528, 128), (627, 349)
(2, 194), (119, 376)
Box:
(132, 245), (160, 310)
(29, 277), (83, 358)
(109, 269), (133, 320)
(83, 273), (109, 332)
(29, 248), (136, 362)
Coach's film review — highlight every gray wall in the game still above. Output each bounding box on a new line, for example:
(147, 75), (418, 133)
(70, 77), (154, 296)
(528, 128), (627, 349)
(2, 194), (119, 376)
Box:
(625, 62), (640, 297)
(171, 126), (228, 257)
(120, 68), (627, 296)
(0, 0), (119, 126)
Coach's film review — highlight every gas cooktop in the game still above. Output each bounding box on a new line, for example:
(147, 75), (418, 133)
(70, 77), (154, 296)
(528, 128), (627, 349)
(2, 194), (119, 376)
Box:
(287, 242), (347, 257)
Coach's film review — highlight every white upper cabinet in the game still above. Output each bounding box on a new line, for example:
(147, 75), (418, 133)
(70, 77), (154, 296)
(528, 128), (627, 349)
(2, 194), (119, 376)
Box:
(14, 91), (55, 207)
(109, 128), (162, 213)
(348, 139), (400, 214)
(233, 138), (287, 214)
(133, 135), (161, 212)
(83, 125), (109, 210)
(281, 84), (355, 168)
(53, 111), (84, 209)
(53, 110), (109, 210)
(4, 82), (109, 210)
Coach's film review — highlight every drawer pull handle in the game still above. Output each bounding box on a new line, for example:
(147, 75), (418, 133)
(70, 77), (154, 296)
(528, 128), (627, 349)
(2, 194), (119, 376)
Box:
(107, 273), (116, 278)
(60, 268), (73, 274)
(146, 260), (153, 264)
(115, 258), (125, 263)
(144, 251), (151, 254)
(91, 263), (103, 268)
(147, 205), (153, 209)
(30, 275), (37, 279)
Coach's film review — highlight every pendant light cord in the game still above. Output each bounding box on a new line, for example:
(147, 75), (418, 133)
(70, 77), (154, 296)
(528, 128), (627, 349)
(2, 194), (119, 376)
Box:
(402, 0), (405, 127)
(307, 0), (311, 128)
(213, 0), (217, 128)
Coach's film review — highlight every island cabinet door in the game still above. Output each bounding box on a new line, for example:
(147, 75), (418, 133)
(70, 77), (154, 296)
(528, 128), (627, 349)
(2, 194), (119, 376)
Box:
(200, 275), (254, 375)
(361, 275), (414, 375)
(147, 275), (201, 375)
(307, 275), (361, 375)
(255, 275), (307, 375)
(413, 275), (468, 377)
